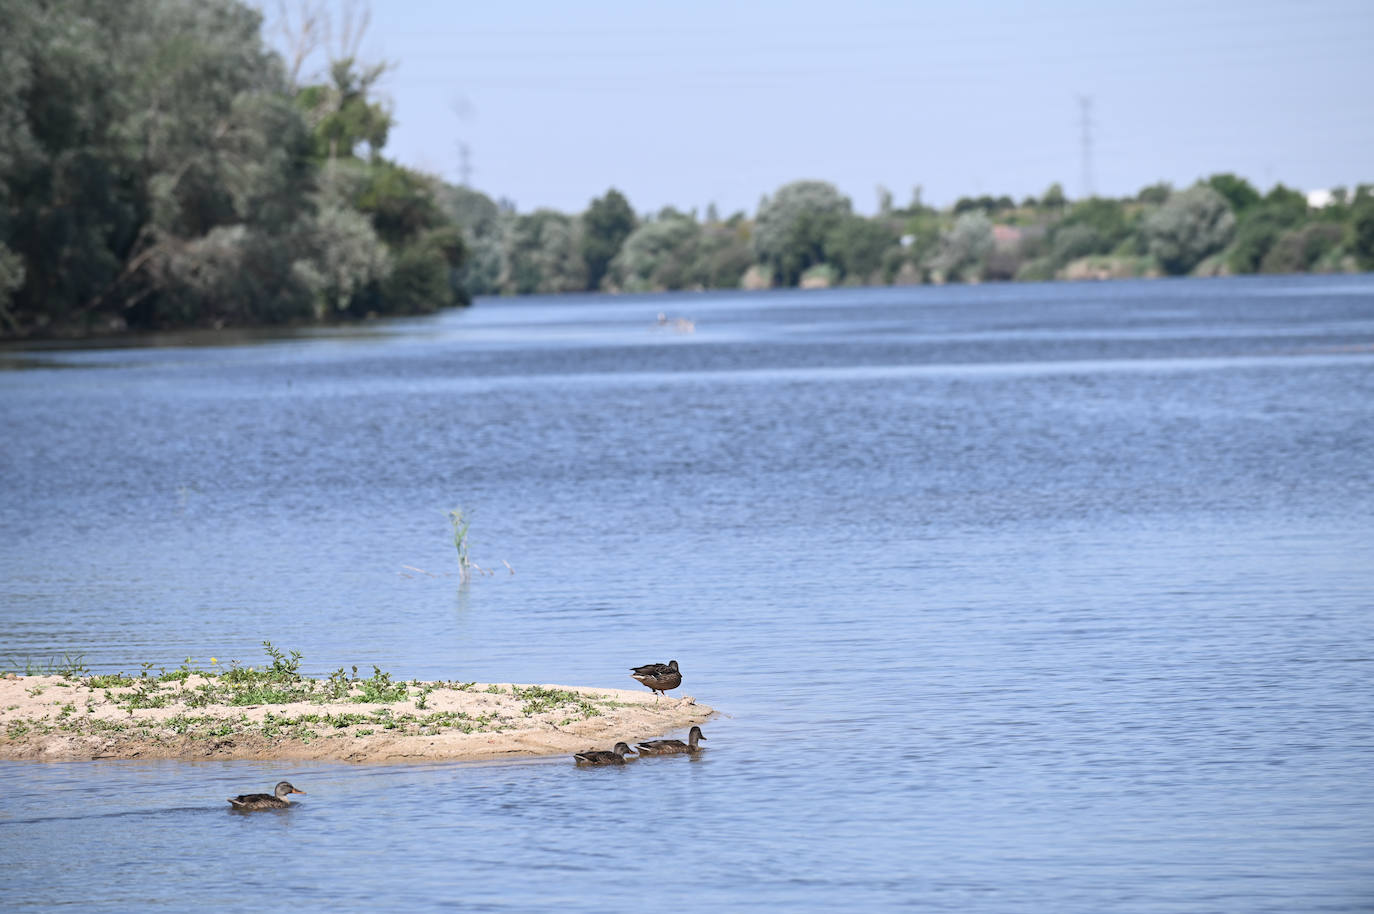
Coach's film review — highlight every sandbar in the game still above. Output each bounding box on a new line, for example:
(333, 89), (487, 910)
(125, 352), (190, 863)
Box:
(0, 674), (712, 763)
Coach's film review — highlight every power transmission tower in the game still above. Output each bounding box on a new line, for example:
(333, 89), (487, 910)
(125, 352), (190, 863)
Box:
(457, 142), (472, 187)
(1078, 95), (1095, 199)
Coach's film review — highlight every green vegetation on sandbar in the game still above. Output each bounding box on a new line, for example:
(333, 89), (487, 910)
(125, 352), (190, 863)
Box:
(1, 642), (621, 746)
(3, 1), (1370, 341)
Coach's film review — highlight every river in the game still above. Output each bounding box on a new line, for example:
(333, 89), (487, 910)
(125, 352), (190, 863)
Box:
(2, 275), (1372, 910)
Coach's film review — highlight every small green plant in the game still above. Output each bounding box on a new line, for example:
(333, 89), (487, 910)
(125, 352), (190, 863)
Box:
(448, 507), (472, 581)
(85, 673), (135, 689)
(121, 677), (172, 711)
(261, 642), (302, 681)
(415, 685), (433, 710)
(324, 667), (353, 700)
(355, 666), (408, 703)
(158, 658), (198, 682)
(57, 654), (90, 678)
(510, 685), (604, 719)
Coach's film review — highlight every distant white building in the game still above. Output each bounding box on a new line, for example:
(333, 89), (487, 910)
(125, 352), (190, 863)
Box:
(1306, 189), (1335, 208)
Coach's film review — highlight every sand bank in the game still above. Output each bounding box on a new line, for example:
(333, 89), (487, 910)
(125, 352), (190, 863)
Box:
(0, 674), (712, 763)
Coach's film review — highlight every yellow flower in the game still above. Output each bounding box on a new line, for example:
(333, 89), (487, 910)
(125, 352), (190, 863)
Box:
(210, 657), (218, 664)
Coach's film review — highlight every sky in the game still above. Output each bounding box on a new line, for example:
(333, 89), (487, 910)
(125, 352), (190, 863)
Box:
(263, 0), (1374, 216)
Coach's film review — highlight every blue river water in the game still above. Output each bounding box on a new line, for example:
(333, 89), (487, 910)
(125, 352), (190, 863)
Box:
(1, 275), (1373, 911)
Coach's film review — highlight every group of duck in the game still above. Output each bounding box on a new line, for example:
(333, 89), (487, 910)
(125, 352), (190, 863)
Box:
(573, 725), (707, 766)
(574, 659), (705, 766)
(225, 659), (706, 807)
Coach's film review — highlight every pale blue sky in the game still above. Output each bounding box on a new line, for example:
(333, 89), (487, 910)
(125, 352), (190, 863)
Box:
(268, 0), (1374, 215)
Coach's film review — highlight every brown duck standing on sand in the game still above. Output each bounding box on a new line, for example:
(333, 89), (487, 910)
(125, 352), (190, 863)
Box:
(636, 725), (707, 756)
(630, 659), (681, 697)
(227, 781), (306, 809)
(573, 742), (636, 765)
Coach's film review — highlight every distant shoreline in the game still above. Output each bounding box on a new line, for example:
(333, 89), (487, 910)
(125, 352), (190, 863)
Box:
(6, 270), (1364, 347)
(0, 675), (712, 763)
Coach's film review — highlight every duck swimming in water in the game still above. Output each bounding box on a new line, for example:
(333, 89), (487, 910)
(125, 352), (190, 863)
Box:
(227, 781), (306, 809)
(630, 659), (682, 697)
(636, 725), (707, 756)
(573, 742), (636, 765)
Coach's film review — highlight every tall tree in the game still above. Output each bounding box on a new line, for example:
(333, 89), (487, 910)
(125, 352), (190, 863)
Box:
(753, 180), (852, 286)
(581, 188), (636, 291)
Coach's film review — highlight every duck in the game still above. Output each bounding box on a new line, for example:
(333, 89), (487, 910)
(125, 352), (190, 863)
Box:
(636, 725), (707, 756)
(573, 742), (636, 765)
(630, 659), (682, 697)
(227, 781), (306, 809)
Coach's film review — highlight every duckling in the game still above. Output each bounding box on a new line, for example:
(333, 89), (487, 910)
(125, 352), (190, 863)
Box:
(630, 659), (682, 697)
(227, 781), (306, 809)
(636, 725), (707, 756)
(573, 742), (636, 765)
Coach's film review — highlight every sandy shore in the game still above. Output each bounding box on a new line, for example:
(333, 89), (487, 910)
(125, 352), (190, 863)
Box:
(0, 674), (712, 763)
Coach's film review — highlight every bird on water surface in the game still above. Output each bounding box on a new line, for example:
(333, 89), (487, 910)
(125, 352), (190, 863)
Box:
(630, 659), (682, 697)
(227, 781), (306, 809)
(574, 742), (636, 765)
(636, 725), (707, 756)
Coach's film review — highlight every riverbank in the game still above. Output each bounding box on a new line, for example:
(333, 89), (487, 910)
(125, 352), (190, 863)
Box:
(0, 673), (711, 763)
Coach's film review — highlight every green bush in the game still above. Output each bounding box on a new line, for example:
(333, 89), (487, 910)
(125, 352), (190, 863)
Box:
(1260, 223), (1345, 274)
(1144, 185), (1236, 275)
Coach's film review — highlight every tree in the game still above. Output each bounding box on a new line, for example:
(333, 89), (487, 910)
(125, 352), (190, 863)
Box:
(931, 212), (993, 281)
(0, 244), (25, 332)
(609, 214), (699, 292)
(693, 221), (752, 289)
(2, 0), (323, 330)
(1136, 181), (1172, 205)
(1205, 173), (1261, 215)
(1041, 182), (1067, 209)
(1350, 191), (1374, 270)
(1263, 182), (1308, 212)
(581, 188), (636, 291)
(1050, 224), (1104, 267)
(1143, 186), (1236, 275)
(437, 184), (503, 297)
(954, 195), (1015, 214)
(1227, 201), (1306, 273)
(296, 58), (391, 161)
(825, 216), (897, 282)
(440, 184), (501, 239)
(1054, 197), (1129, 257)
(505, 210), (585, 294)
(1259, 223), (1343, 274)
(381, 224), (467, 312)
(298, 202), (389, 316)
(753, 180), (852, 286)
(352, 159), (445, 247)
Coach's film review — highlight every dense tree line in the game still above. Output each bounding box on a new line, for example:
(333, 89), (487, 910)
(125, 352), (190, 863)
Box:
(0, 0), (465, 338)
(452, 175), (1373, 298)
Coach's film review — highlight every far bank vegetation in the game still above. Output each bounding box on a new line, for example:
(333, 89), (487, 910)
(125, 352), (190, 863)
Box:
(2, 0), (1371, 340)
